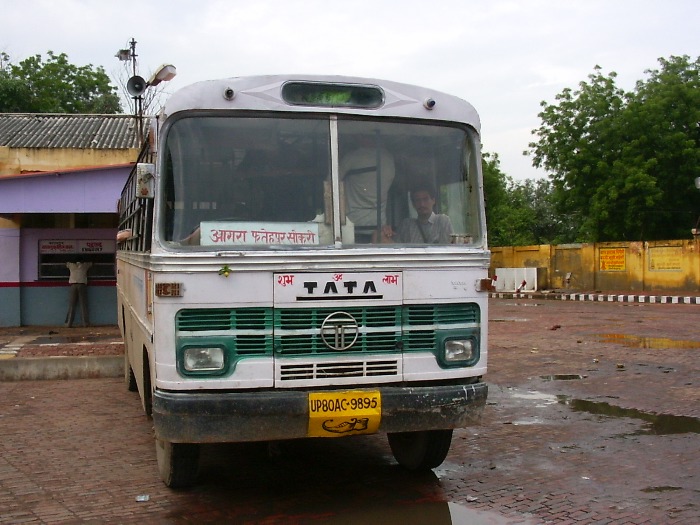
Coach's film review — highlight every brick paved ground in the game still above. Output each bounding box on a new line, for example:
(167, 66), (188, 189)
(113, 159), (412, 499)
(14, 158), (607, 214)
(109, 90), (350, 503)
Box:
(0, 299), (698, 524)
(0, 326), (123, 359)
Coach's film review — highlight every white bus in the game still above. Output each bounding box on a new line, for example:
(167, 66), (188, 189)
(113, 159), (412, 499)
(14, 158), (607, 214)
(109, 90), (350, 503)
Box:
(117, 75), (490, 487)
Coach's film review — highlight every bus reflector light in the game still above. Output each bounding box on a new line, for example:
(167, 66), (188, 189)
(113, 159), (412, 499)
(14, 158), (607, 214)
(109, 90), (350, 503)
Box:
(155, 282), (182, 297)
(475, 278), (495, 292)
(184, 347), (225, 371)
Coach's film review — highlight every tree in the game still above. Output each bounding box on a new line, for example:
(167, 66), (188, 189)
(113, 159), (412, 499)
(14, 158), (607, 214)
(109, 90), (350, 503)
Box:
(528, 56), (700, 241)
(482, 151), (513, 245)
(0, 52), (31, 112)
(0, 51), (121, 114)
(508, 178), (576, 245)
(482, 152), (570, 246)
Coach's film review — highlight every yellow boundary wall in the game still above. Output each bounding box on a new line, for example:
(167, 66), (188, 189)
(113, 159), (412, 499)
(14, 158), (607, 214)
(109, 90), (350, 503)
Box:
(490, 239), (700, 294)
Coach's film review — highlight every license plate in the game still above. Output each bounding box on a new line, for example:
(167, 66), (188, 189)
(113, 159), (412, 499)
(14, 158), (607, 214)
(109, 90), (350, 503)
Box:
(308, 390), (381, 438)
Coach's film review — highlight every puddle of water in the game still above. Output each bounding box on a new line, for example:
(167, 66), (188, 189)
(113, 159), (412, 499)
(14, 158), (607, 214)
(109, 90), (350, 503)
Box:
(640, 486), (682, 493)
(319, 501), (535, 524)
(596, 334), (700, 350)
(508, 418), (545, 426)
(509, 390), (559, 408)
(447, 502), (537, 524)
(540, 374), (585, 381)
(32, 335), (116, 344)
(502, 303), (541, 307)
(559, 398), (700, 435)
(166, 499), (536, 525)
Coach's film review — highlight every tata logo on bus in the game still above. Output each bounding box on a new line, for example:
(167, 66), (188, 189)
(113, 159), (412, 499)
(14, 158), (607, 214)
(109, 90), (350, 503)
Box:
(320, 312), (359, 350)
(275, 272), (402, 303)
(298, 279), (382, 301)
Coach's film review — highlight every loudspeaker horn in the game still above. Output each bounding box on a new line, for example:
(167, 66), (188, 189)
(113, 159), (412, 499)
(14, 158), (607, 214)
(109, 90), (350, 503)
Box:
(127, 75), (147, 97)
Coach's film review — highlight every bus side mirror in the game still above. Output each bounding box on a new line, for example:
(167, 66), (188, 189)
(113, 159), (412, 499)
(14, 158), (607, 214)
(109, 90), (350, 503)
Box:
(136, 163), (156, 199)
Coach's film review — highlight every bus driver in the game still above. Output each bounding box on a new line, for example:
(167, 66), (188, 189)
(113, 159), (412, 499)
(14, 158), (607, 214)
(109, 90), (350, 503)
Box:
(394, 182), (454, 244)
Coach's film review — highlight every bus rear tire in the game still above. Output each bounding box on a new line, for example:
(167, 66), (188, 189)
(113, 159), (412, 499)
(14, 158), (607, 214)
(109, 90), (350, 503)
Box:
(124, 353), (137, 392)
(156, 438), (200, 488)
(388, 429), (453, 471)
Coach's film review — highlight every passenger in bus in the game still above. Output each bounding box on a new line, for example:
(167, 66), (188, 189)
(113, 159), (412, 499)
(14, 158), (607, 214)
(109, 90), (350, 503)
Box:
(340, 137), (395, 242)
(394, 182), (454, 244)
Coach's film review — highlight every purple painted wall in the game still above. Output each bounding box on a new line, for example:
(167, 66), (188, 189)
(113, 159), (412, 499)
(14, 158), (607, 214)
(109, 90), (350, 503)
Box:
(0, 165), (130, 325)
(0, 165), (129, 213)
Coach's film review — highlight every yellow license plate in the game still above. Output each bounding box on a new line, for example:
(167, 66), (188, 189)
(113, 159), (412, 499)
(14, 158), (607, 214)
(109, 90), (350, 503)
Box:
(308, 390), (381, 438)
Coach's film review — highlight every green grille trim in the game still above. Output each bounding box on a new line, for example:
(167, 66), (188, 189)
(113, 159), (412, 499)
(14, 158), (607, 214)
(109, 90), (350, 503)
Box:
(175, 303), (481, 359)
(274, 306), (401, 356)
(176, 308), (272, 332)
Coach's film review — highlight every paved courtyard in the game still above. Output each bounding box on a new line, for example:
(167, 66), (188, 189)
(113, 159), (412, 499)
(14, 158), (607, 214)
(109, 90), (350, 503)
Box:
(0, 298), (698, 524)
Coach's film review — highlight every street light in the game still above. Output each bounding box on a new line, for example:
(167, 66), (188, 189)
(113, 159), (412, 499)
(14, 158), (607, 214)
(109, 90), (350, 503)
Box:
(117, 38), (177, 145)
(148, 64), (177, 87)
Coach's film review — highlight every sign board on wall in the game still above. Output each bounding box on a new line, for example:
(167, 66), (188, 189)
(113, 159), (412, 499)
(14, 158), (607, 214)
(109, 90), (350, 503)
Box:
(648, 246), (682, 271)
(38, 239), (117, 280)
(39, 240), (116, 254)
(599, 247), (626, 271)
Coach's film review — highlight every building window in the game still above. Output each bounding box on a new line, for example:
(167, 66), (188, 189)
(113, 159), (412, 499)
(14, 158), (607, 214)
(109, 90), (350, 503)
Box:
(38, 239), (116, 281)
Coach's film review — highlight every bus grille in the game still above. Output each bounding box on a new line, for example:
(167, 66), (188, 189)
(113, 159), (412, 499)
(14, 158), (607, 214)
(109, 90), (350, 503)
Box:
(403, 303), (480, 350)
(177, 308), (271, 331)
(275, 306), (400, 355)
(280, 359), (399, 381)
(176, 303), (480, 355)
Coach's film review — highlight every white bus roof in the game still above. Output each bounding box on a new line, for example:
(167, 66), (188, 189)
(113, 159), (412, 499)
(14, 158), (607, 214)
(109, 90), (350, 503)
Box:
(161, 74), (481, 133)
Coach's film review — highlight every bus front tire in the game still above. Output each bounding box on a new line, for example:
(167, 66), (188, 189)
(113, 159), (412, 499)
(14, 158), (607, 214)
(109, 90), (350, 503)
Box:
(388, 429), (453, 471)
(156, 438), (200, 488)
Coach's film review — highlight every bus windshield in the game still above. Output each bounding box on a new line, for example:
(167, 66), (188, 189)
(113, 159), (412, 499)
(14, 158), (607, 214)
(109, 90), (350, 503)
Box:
(161, 114), (482, 248)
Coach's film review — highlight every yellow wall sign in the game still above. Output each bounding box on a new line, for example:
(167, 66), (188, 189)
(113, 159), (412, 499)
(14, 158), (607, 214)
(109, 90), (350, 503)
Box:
(308, 390), (381, 438)
(648, 246), (682, 271)
(599, 248), (626, 271)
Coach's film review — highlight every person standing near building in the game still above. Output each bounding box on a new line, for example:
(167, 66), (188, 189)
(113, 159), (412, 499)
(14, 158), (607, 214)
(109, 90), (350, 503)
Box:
(65, 260), (92, 327)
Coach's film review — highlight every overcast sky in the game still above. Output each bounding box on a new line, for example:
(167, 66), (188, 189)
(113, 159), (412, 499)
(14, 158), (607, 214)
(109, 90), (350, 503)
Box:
(3, 0), (698, 180)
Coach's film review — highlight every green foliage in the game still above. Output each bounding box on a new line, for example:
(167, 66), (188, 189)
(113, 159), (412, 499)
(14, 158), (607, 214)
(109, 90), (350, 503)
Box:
(482, 152), (572, 247)
(0, 51), (121, 114)
(528, 56), (700, 241)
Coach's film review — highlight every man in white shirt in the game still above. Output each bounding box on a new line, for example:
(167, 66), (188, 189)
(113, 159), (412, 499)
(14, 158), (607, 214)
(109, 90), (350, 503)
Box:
(65, 261), (92, 327)
(396, 183), (454, 244)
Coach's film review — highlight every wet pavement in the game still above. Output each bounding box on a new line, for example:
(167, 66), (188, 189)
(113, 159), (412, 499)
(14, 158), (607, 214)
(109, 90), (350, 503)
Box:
(0, 298), (699, 524)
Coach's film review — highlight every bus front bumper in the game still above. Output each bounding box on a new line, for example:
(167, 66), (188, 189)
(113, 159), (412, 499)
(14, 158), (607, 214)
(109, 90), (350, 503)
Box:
(153, 381), (488, 443)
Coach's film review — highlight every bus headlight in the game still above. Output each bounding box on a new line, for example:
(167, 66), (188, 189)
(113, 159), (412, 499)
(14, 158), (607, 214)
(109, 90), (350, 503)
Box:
(443, 339), (475, 363)
(183, 347), (225, 371)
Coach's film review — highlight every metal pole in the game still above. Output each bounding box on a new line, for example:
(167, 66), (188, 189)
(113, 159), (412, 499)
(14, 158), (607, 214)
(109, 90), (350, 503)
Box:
(129, 38), (143, 145)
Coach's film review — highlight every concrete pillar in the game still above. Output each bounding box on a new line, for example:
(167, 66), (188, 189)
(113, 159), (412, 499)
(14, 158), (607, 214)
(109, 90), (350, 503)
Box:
(0, 215), (21, 326)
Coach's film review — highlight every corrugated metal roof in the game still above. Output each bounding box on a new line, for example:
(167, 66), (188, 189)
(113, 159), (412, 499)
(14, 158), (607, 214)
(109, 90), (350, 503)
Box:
(0, 113), (149, 149)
